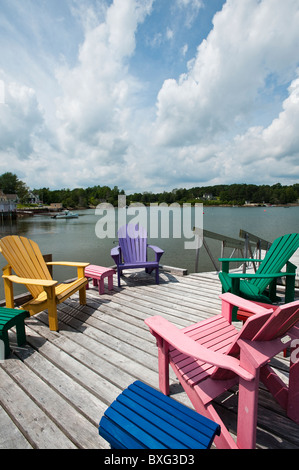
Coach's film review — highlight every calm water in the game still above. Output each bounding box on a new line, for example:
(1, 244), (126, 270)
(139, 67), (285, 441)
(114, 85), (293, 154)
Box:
(0, 205), (298, 299)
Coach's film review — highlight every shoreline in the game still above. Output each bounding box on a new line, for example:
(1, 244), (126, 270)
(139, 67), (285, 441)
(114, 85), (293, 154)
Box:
(15, 202), (299, 214)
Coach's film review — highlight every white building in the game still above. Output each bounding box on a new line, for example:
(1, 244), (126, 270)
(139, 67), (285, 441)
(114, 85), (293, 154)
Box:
(0, 190), (17, 213)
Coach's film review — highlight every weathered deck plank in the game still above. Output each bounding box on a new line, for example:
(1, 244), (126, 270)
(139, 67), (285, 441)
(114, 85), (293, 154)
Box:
(0, 270), (299, 449)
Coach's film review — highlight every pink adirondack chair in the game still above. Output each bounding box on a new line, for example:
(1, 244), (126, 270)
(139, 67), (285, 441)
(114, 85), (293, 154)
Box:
(145, 293), (299, 449)
(111, 224), (164, 287)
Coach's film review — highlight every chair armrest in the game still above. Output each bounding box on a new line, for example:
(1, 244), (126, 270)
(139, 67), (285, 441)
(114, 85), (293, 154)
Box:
(228, 272), (295, 279)
(219, 258), (263, 263)
(47, 262), (90, 268)
(147, 245), (164, 262)
(147, 245), (164, 254)
(111, 246), (121, 265)
(145, 315), (254, 381)
(238, 334), (295, 368)
(47, 261), (89, 279)
(2, 274), (58, 287)
(219, 293), (273, 316)
(219, 258), (263, 274)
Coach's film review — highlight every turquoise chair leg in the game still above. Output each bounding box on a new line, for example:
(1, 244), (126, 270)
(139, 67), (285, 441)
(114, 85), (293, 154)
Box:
(0, 331), (10, 358)
(15, 318), (27, 347)
(0, 338), (5, 361)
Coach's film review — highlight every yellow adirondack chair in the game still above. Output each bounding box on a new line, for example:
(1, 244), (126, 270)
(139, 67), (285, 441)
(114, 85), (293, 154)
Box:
(0, 235), (89, 331)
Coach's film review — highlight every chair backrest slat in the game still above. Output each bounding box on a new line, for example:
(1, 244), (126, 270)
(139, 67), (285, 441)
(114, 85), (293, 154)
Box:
(253, 303), (299, 341)
(251, 233), (299, 291)
(118, 224), (147, 263)
(212, 300), (299, 380)
(0, 235), (52, 299)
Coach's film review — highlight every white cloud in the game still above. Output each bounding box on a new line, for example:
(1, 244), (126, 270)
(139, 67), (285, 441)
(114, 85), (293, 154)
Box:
(152, 69), (299, 188)
(166, 28), (174, 40)
(176, 0), (203, 27)
(181, 44), (188, 57)
(262, 75), (299, 157)
(130, 0), (299, 190)
(0, 76), (45, 160)
(0, 0), (299, 193)
(155, 0), (299, 149)
(228, 72), (299, 173)
(52, 0), (155, 188)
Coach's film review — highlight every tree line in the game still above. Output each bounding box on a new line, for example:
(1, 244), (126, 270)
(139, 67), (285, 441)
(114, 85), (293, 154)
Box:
(128, 183), (299, 206)
(0, 172), (298, 207)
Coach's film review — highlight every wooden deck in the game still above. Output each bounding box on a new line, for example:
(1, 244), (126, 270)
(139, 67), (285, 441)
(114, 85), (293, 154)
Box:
(1, 269), (299, 450)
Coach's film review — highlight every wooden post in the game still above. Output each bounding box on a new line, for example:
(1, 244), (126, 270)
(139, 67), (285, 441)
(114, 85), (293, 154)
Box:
(237, 348), (260, 449)
(44, 285), (58, 332)
(43, 254), (53, 276)
(157, 337), (170, 396)
(2, 265), (14, 308)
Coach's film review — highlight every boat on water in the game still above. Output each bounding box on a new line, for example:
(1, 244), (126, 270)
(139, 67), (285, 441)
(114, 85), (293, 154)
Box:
(51, 210), (79, 219)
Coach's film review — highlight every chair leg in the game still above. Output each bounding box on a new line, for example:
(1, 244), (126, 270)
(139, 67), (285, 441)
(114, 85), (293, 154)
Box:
(287, 345), (299, 423)
(3, 277), (14, 309)
(156, 334), (238, 449)
(0, 331), (10, 358)
(157, 337), (169, 395)
(156, 267), (159, 284)
(108, 274), (113, 291)
(0, 337), (5, 361)
(48, 304), (59, 331)
(45, 286), (59, 331)
(79, 286), (87, 305)
(285, 275), (295, 303)
(15, 319), (27, 346)
(98, 279), (105, 295)
(236, 374), (260, 449)
(177, 379), (238, 449)
(260, 364), (288, 410)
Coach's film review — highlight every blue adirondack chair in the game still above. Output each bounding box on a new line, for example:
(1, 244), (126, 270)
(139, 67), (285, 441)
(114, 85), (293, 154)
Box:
(219, 233), (299, 310)
(111, 224), (164, 287)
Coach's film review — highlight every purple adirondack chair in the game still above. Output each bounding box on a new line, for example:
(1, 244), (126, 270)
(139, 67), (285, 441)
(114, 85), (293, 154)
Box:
(111, 224), (164, 287)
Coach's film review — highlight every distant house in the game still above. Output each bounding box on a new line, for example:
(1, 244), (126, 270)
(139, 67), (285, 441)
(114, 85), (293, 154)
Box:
(28, 192), (41, 204)
(202, 193), (215, 200)
(0, 190), (17, 213)
(49, 203), (63, 210)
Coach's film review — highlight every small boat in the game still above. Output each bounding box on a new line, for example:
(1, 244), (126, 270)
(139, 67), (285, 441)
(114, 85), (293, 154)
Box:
(51, 210), (79, 219)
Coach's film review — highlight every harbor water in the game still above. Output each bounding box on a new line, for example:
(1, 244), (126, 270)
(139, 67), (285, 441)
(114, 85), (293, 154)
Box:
(0, 205), (298, 300)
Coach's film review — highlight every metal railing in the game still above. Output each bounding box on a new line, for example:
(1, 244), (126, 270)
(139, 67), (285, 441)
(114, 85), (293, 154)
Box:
(193, 228), (271, 273)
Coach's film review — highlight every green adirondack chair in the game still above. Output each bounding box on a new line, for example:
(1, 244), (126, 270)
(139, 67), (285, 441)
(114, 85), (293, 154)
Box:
(219, 233), (299, 318)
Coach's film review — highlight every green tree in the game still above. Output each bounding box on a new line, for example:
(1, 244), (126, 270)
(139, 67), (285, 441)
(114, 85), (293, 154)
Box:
(0, 172), (30, 202)
(0, 172), (19, 194)
(17, 180), (30, 204)
(34, 188), (51, 204)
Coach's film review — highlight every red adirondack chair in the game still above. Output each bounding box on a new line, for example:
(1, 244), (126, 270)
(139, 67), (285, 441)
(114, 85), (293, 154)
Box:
(111, 224), (164, 287)
(145, 293), (299, 449)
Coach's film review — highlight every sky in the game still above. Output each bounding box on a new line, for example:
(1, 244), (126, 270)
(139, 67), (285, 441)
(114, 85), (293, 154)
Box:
(0, 0), (299, 194)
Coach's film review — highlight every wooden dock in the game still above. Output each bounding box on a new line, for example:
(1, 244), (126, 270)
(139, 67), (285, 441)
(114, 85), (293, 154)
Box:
(1, 269), (299, 450)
